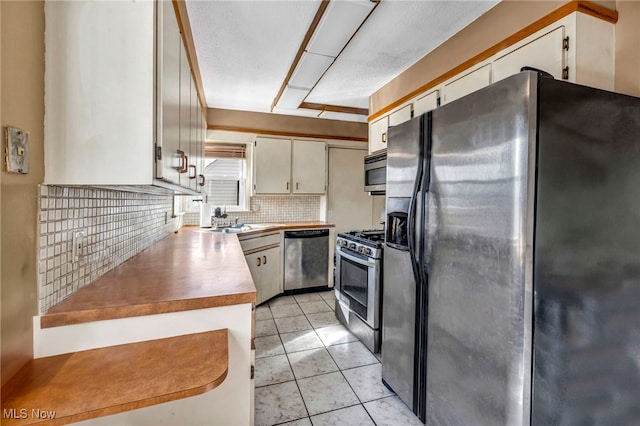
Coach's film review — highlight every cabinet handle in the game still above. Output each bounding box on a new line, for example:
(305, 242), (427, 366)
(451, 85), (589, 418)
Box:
(198, 174), (205, 187)
(296, 182), (299, 190)
(382, 132), (387, 144)
(257, 257), (261, 267)
(176, 150), (187, 172)
(286, 182), (289, 190)
(188, 165), (197, 179)
(263, 256), (267, 264)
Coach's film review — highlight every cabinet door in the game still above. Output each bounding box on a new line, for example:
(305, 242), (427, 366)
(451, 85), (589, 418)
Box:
(292, 140), (326, 194)
(196, 107), (204, 192)
(388, 104), (412, 127)
(369, 116), (388, 153)
(157, 0), (181, 185)
(244, 252), (264, 304)
(442, 64), (491, 104)
(44, 1), (154, 185)
(179, 43), (192, 187)
(254, 138), (292, 194)
(493, 27), (565, 83)
(258, 246), (282, 304)
(413, 90), (439, 117)
(189, 73), (199, 191)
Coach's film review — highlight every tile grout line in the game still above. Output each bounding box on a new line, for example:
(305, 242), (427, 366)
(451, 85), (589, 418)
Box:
(257, 292), (397, 425)
(296, 292), (379, 425)
(271, 301), (311, 425)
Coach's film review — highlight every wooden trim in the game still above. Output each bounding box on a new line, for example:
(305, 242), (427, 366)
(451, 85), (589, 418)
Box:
(271, 0), (331, 111)
(368, 0), (618, 122)
(574, 1), (618, 24)
(173, 1), (208, 121)
(207, 125), (368, 143)
(300, 102), (369, 116)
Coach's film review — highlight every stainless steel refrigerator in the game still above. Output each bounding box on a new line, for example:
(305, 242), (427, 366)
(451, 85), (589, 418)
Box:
(382, 71), (640, 425)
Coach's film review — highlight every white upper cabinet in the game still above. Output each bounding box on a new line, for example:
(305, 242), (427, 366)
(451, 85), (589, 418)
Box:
(292, 140), (326, 194)
(179, 43), (192, 188)
(368, 10), (615, 153)
(388, 104), (413, 127)
(254, 138), (292, 194)
(157, 0), (182, 186)
(570, 12), (615, 91)
(369, 116), (388, 154)
(413, 90), (439, 117)
(494, 13), (614, 91)
(253, 138), (327, 194)
(45, 0), (155, 186)
(493, 27), (565, 83)
(44, 0), (203, 192)
(189, 66), (200, 191)
(442, 64), (492, 105)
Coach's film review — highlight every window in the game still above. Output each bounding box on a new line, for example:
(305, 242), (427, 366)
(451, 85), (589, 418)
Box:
(200, 143), (248, 211)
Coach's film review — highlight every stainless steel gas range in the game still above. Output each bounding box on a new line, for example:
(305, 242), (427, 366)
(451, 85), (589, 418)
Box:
(334, 229), (384, 353)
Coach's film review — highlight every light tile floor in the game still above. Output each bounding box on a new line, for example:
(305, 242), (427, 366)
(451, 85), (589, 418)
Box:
(255, 290), (423, 426)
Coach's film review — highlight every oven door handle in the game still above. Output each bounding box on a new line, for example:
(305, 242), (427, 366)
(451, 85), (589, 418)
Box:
(336, 248), (377, 268)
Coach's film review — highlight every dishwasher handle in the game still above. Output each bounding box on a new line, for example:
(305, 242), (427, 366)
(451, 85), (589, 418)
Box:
(284, 229), (329, 239)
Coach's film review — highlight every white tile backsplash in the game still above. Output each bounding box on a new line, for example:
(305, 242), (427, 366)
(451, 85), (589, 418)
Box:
(183, 195), (321, 226)
(38, 185), (180, 313)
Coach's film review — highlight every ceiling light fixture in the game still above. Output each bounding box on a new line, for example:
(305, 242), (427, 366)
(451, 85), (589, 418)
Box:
(289, 52), (334, 89)
(306, 0), (375, 58)
(277, 86), (310, 109)
(272, 0), (378, 117)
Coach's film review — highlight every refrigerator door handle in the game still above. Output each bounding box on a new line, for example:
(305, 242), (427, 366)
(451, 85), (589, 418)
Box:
(407, 120), (425, 287)
(420, 112), (433, 279)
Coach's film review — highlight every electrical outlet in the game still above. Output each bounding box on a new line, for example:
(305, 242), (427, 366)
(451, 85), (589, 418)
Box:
(72, 230), (85, 262)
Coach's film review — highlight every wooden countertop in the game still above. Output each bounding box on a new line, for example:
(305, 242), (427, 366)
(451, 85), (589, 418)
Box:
(41, 222), (332, 329)
(41, 230), (256, 328)
(1, 329), (228, 426)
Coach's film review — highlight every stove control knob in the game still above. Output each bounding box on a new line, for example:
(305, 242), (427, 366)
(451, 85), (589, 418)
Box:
(339, 240), (347, 247)
(358, 246), (366, 254)
(348, 243), (356, 250)
(365, 248), (373, 256)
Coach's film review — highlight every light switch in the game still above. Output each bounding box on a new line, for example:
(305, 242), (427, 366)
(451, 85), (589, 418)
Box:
(4, 126), (29, 174)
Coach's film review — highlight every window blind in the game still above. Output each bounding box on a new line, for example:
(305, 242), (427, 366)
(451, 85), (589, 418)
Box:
(204, 143), (246, 159)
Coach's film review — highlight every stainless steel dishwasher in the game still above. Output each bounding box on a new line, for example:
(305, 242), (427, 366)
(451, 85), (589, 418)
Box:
(284, 229), (329, 291)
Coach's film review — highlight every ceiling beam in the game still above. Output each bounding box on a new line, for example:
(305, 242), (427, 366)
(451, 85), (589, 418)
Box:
(299, 102), (368, 116)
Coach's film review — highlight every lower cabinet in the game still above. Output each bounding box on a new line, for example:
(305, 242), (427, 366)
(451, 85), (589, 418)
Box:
(239, 232), (283, 305)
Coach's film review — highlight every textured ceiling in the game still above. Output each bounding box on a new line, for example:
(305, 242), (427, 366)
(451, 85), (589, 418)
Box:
(186, 0), (500, 121)
(186, 0), (321, 112)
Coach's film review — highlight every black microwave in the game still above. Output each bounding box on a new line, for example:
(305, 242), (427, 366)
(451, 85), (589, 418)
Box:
(364, 150), (386, 195)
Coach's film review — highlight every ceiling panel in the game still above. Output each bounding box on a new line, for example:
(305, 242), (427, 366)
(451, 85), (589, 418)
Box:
(186, 0), (499, 121)
(305, 0), (500, 109)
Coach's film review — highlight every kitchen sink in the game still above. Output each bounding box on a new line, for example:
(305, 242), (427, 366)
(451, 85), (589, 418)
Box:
(195, 224), (270, 234)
